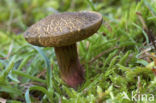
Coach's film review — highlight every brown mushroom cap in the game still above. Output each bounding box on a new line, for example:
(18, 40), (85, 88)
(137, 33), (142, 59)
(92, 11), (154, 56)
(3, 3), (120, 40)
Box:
(24, 11), (103, 47)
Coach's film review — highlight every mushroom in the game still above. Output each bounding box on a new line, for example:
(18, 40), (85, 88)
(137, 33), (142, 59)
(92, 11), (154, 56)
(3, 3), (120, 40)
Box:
(24, 11), (103, 88)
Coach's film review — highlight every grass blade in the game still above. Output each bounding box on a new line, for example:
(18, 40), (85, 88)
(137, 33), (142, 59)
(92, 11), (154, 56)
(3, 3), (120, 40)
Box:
(25, 86), (53, 103)
(12, 70), (46, 83)
(143, 0), (156, 16)
(85, 0), (96, 11)
(32, 46), (52, 88)
(25, 89), (31, 103)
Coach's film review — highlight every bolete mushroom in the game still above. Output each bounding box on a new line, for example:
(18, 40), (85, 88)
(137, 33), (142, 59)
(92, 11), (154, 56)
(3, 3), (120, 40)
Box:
(24, 11), (103, 88)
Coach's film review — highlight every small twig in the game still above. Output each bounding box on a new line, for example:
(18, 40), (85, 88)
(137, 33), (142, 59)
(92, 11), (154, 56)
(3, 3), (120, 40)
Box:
(138, 49), (152, 58)
(88, 46), (120, 65)
(36, 70), (46, 78)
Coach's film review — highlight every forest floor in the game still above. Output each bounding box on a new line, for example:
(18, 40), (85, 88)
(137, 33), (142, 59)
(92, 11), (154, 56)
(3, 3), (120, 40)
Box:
(0, 0), (156, 103)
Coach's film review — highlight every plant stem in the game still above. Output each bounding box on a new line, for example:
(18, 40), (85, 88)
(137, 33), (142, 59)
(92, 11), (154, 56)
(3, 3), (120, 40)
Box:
(54, 43), (84, 88)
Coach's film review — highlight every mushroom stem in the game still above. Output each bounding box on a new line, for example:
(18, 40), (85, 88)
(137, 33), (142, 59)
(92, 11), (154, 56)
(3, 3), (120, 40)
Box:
(54, 43), (85, 88)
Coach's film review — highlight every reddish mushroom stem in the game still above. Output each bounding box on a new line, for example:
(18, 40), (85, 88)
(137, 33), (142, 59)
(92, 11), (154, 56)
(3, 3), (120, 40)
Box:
(54, 43), (85, 88)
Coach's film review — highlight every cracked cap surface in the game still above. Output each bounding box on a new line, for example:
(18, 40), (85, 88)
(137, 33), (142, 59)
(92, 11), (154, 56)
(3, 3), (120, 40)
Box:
(24, 11), (103, 47)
